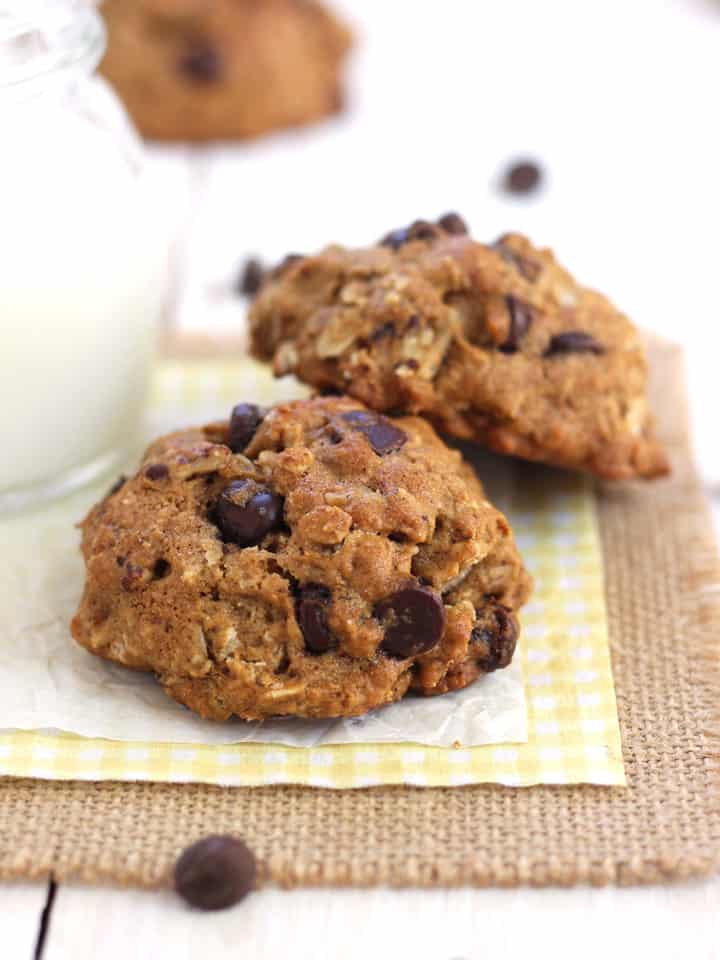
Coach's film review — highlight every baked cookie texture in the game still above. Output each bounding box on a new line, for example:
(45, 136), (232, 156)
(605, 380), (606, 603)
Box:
(249, 216), (669, 480)
(99, 0), (352, 142)
(71, 397), (531, 721)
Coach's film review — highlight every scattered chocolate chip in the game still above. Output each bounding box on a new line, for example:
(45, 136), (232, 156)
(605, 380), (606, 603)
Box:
(228, 403), (265, 453)
(499, 296), (534, 354)
(178, 42), (222, 83)
(297, 584), (336, 653)
(145, 463), (169, 482)
(471, 606), (519, 672)
(237, 258), (265, 298)
(341, 410), (408, 456)
(215, 480), (283, 546)
(544, 331), (604, 357)
(380, 219), (440, 249)
(153, 558), (171, 580)
(105, 475), (126, 498)
(376, 583), (446, 658)
(437, 212), (468, 235)
(407, 219), (438, 241)
(492, 238), (542, 282)
(174, 835), (256, 911)
(502, 160), (542, 195)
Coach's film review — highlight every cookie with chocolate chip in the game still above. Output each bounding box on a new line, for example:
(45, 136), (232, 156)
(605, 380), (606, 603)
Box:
(249, 216), (669, 480)
(99, 0), (352, 142)
(71, 396), (531, 721)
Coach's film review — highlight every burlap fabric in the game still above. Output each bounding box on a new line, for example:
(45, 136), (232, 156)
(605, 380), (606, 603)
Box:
(1, 337), (718, 888)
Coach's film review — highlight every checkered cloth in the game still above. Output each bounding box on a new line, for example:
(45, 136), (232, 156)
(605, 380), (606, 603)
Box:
(0, 361), (624, 788)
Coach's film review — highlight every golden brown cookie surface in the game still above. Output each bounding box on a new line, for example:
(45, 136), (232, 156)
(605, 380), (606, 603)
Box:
(249, 217), (669, 480)
(71, 397), (531, 721)
(99, 0), (352, 142)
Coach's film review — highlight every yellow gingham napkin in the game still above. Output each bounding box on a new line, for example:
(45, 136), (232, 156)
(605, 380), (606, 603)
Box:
(0, 361), (625, 788)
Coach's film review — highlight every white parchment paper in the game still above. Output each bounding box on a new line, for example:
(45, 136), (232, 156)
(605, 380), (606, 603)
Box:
(0, 455), (527, 748)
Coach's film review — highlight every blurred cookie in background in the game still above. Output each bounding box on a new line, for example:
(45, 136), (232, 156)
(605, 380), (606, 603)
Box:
(99, 0), (353, 142)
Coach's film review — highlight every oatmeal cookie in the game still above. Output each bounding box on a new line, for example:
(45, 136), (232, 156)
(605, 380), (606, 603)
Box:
(71, 397), (531, 721)
(249, 216), (669, 480)
(99, 0), (352, 142)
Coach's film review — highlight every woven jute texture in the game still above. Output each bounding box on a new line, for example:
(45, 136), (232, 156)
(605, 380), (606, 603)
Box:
(1, 337), (719, 889)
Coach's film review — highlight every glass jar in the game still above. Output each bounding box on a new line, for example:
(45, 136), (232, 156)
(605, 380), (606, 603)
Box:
(0, 0), (166, 512)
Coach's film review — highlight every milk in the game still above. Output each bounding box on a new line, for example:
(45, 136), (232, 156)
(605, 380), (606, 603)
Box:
(0, 72), (165, 507)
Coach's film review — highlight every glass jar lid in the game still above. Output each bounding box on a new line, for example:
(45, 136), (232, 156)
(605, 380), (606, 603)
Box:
(0, 0), (105, 99)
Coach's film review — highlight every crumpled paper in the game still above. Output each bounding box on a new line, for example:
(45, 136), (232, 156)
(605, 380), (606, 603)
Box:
(0, 456), (527, 748)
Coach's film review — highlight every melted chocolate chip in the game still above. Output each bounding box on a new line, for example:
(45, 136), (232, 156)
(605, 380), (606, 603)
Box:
(544, 331), (604, 357)
(341, 410), (408, 456)
(145, 463), (169, 482)
(503, 160), (542, 195)
(237, 258), (265, 297)
(215, 480), (282, 546)
(297, 585), (336, 653)
(471, 606), (519, 672)
(228, 403), (265, 453)
(174, 835), (256, 911)
(178, 42), (222, 83)
(376, 583), (446, 658)
(499, 296), (534, 354)
(437, 212), (469, 235)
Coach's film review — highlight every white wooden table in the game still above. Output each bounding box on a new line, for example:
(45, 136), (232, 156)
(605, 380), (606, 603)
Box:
(4, 1), (720, 956)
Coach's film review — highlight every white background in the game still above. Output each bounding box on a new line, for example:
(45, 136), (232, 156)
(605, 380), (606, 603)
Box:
(6, 0), (720, 956)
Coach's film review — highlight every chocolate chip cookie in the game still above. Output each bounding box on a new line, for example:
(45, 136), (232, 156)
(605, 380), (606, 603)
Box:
(71, 397), (531, 721)
(99, 0), (352, 142)
(249, 216), (669, 480)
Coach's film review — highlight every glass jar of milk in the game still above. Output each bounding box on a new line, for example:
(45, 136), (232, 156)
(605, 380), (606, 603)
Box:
(0, 1), (165, 512)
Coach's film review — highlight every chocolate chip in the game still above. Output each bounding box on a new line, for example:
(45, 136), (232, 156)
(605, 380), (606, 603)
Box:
(178, 42), (222, 83)
(380, 219), (440, 249)
(492, 238), (542, 282)
(376, 583), (446, 658)
(215, 480), (283, 546)
(544, 331), (604, 357)
(237, 258), (264, 298)
(145, 463), (169, 482)
(437, 212), (468, 235)
(228, 403), (265, 453)
(341, 410), (408, 456)
(471, 606), (518, 672)
(502, 160), (542, 195)
(174, 835), (256, 911)
(407, 219), (438, 241)
(153, 558), (171, 580)
(297, 585), (336, 654)
(499, 296), (534, 354)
